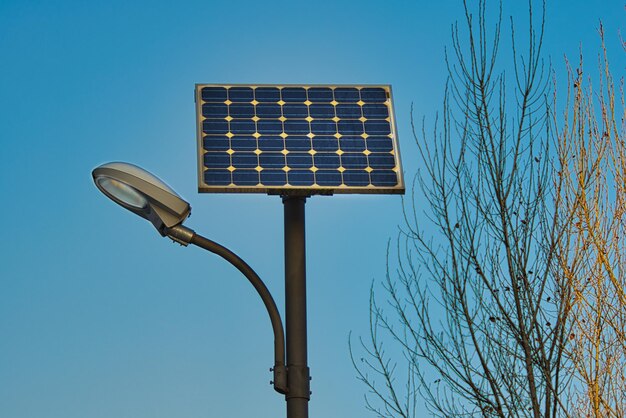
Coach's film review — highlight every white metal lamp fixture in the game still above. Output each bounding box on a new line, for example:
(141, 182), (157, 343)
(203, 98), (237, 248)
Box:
(92, 162), (191, 235)
(91, 161), (288, 394)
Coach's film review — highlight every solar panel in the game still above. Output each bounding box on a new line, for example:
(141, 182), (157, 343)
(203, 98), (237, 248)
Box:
(195, 84), (404, 195)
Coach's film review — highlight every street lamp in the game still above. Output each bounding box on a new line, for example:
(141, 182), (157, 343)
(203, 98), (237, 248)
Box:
(92, 161), (288, 394)
(94, 84), (403, 418)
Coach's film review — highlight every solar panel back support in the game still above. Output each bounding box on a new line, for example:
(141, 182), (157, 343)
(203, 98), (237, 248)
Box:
(195, 84), (405, 196)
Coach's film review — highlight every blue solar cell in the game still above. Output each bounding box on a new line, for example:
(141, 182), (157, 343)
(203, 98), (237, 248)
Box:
(368, 153), (396, 169)
(366, 136), (393, 152)
(230, 137), (257, 151)
(310, 120), (336, 134)
(203, 137), (230, 151)
(229, 103), (255, 118)
(334, 87), (360, 102)
(309, 104), (335, 118)
(231, 152), (258, 168)
(259, 152), (286, 168)
(370, 170), (398, 186)
(229, 87), (254, 102)
(307, 87), (333, 102)
(256, 103), (282, 118)
(360, 88), (387, 103)
(203, 103), (228, 118)
(202, 87), (227, 102)
(339, 137), (366, 152)
(288, 170), (314, 186)
(230, 120), (256, 134)
(204, 152), (231, 168)
(257, 120), (283, 134)
(336, 104), (362, 119)
(258, 136), (284, 151)
(313, 153), (340, 168)
(312, 136), (339, 151)
(364, 120), (391, 135)
(203, 120), (229, 134)
(281, 87), (307, 102)
(204, 169), (231, 185)
(284, 120), (310, 134)
(286, 153), (313, 168)
(342, 170), (370, 186)
(341, 153), (368, 169)
(261, 169), (287, 185)
(255, 87), (281, 102)
(362, 103), (389, 119)
(282, 104), (309, 118)
(285, 136), (311, 151)
(232, 170), (259, 185)
(338, 120), (364, 135)
(315, 170), (342, 186)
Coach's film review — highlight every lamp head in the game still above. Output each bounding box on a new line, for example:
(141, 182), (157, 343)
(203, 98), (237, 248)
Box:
(92, 162), (191, 235)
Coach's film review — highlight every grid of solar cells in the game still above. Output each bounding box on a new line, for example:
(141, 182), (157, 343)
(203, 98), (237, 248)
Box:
(197, 85), (403, 194)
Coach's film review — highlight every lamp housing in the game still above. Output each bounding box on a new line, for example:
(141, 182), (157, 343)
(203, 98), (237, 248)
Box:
(92, 162), (191, 235)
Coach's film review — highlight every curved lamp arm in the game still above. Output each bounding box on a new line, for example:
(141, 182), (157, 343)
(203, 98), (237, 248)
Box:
(165, 224), (288, 395)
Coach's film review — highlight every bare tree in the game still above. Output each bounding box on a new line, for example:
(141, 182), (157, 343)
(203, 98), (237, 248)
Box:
(351, 1), (573, 416)
(555, 24), (626, 418)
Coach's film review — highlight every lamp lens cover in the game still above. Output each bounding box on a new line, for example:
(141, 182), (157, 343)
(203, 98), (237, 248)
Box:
(97, 176), (148, 209)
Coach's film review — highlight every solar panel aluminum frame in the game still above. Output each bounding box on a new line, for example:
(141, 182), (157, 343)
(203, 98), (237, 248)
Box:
(195, 83), (405, 196)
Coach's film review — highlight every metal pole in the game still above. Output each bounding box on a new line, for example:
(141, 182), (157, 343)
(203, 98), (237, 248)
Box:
(164, 225), (288, 394)
(283, 196), (310, 418)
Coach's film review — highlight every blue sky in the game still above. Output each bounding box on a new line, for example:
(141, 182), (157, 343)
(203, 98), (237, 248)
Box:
(1, 1), (624, 417)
